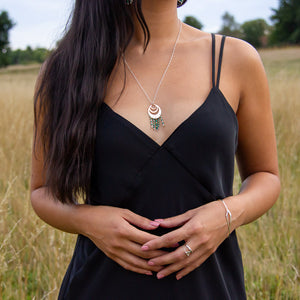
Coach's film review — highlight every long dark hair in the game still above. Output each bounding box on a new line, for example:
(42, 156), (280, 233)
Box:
(33, 0), (187, 204)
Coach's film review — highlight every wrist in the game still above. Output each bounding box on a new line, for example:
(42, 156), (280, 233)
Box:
(219, 196), (246, 232)
(219, 199), (232, 236)
(71, 203), (94, 236)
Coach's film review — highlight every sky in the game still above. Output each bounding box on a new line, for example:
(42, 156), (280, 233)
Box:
(1, 0), (279, 50)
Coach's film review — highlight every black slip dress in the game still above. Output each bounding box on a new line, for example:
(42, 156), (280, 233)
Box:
(58, 34), (247, 300)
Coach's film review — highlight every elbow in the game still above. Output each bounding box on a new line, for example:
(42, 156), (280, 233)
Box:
(265, 171), (281, 208)
(273, 172), (281, 204)
(30, 186), (46, 216)
(30, 188), (40, 216)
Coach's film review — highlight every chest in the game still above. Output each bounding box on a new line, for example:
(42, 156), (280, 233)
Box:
(103, 47), (238, 147)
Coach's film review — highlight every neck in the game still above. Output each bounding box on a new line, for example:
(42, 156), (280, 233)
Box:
(129, 0), (180, 51)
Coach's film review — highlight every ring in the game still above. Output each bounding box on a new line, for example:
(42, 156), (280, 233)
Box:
(184, 244), (193, 257)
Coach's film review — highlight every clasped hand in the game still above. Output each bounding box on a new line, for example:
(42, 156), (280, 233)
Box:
(83, 201), (229, 280)
(141, 200), (230, 280)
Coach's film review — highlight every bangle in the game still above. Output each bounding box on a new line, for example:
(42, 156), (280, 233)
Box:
(220, 199), (232, 237)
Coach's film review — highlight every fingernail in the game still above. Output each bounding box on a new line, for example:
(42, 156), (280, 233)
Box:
(172, 243), (180, 247)
(141, 245), (149, 251)
(157, 274), (164, 279)
(150, 221), (160, 227)
(146, 271), (153, 276)
(148, 261), (155, 266)
(176, 275), (182, 280)
(154, 219), (164, 223)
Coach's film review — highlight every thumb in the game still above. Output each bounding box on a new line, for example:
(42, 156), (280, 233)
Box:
(122, 209), (160, 231)
(154, 211), (192, 228)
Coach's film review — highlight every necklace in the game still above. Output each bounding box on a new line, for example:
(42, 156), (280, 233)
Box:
(123, 19), (183, 131)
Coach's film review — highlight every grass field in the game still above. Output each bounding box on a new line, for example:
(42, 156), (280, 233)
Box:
(0, 47), (299, 299)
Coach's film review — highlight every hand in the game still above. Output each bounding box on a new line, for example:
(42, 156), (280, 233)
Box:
(80, 205), (168, 276)
(140, 200), (230, 280)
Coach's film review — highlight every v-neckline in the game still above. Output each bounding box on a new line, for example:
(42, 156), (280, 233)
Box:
(101, 88), (216, 149)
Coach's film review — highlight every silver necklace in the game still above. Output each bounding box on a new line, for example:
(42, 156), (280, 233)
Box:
(123, 19), (182, 131)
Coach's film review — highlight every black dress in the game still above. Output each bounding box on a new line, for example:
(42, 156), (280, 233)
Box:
(58, 34), (247, 300)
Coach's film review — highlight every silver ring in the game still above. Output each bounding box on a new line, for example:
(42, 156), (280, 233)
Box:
(184, 244), (193, 257)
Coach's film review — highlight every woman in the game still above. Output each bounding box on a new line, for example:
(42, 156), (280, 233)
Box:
(30, 0), (281, 299)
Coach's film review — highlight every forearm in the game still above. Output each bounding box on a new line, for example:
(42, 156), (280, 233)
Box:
(224, 171), (281, 231)
(30, 186), (91, 235)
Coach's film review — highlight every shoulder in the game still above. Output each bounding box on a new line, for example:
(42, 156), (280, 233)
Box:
(221, 35), (263, 70)
(181, 24), (267, 91)
(214, 36), (266, 92)
(182, 23), (263, 68)
(216, 35), (267, 97)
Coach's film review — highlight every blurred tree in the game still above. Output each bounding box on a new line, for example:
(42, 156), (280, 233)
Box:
(241, 19), (271, 48)
(8, 47), (50, 65)
(270, 0), (300, 44)
(33, 47), (50, 63)
(218, 12), (242, 38)
(0, 10), (15, 67)
(183, 16), (203, 30)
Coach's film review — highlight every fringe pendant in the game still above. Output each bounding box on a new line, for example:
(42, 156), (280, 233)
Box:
(148, 104), (165, 131)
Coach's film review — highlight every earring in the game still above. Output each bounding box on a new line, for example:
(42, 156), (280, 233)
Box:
(177, 0), (184, 5)
(126, 0), (133, 5)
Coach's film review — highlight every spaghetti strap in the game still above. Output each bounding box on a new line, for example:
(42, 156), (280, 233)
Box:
(211, 33), (216, 88)
(211, 33), (226, 88)
(216, 35), (226, 88)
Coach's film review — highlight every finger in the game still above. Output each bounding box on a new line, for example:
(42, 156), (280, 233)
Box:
(126, 224), (160, 245)
(154, 210), (193, 228)
(156, 247), (206, 279)
(155, 254), (195, 279)
(113, 256), (153, 276)
(123, 209), (160, 230)
(176, 252), (210, 280)
(151, 236), (210, 267)
(158, 242), (216, 280)
(128, 241), (168, 260)
(141, 228), (187, 250)
(116, 249), (163, 273)
(147, 244), (190, 266)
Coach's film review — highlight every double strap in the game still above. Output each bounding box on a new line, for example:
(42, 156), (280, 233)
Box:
(211, 33), (226, 89)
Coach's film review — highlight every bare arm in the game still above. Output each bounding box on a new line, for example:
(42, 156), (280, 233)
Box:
(30, 119), (85, 234)
(226, 37), (281, 228)
(30, 72), (166, 276)
(140, 37), (281, 280)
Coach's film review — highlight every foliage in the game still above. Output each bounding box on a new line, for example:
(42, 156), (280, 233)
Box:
(1, 5), (299, 68)
(270, 0), (300, 44)
(241, 19), (271, 48)
(7, 46), (50, 65)
(218, 12), (242, 38)
(0, 10), (15, 67)
(183, 16), (203, 30)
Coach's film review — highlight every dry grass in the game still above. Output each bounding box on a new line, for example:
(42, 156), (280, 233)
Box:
(234, 47), (300, 299)
(0, 47), (299, 299)
(0, 67), (77, 299)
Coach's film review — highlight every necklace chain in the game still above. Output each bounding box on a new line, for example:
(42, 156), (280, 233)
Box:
(122, 19), (182, 130)
(123, 19), (182, 105)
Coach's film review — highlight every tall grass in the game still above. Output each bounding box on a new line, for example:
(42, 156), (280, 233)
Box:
(234, 47), (300, 299)
(0, 48), (299, 299)
(0, 66), (76, 299)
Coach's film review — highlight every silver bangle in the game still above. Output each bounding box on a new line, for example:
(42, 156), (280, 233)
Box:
(220, 199), (232, 237)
